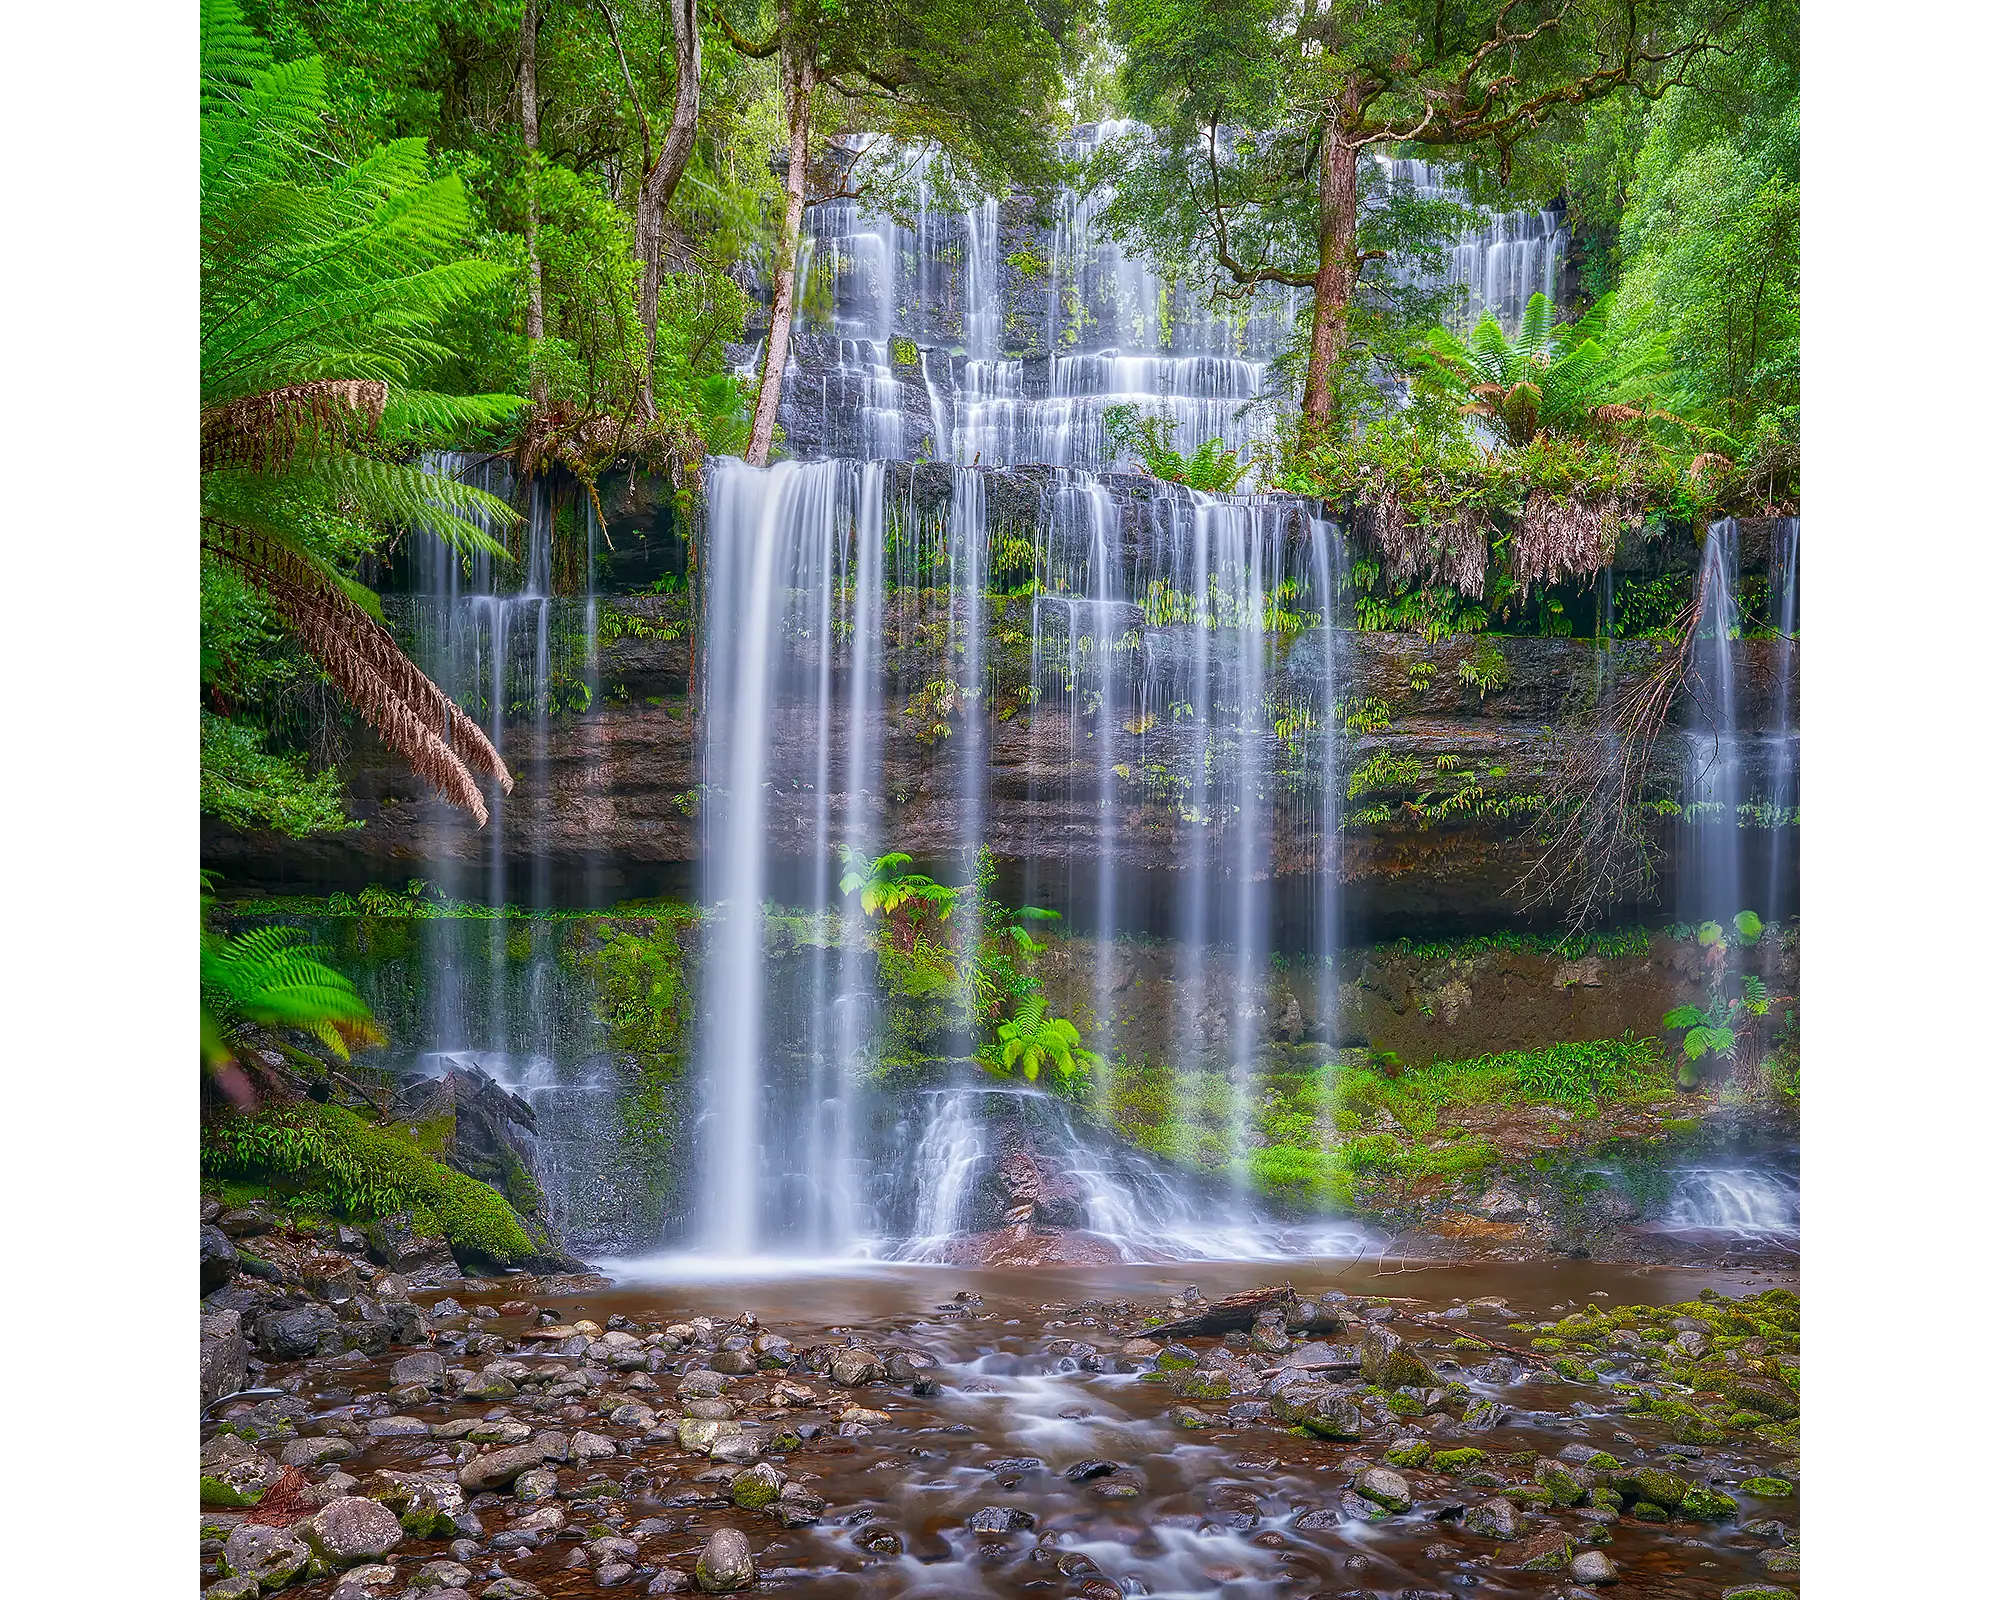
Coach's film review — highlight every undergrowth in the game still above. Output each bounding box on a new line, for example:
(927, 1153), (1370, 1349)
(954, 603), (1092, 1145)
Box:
(201, 1101), (532, 1266)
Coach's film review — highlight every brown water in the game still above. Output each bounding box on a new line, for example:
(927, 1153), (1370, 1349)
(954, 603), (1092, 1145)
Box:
(251, 1258), (1800, 1599)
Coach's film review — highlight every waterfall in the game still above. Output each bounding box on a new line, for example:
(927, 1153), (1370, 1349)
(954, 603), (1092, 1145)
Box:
(1765, 517), (1801, 918)
(693, 458), (880, 1257)
(886, 1086), (1374, 1263)
(1681, 519), (1744, 923)
(1378, 156), (1569, 334)
(1662, 1166), (1800, 1237)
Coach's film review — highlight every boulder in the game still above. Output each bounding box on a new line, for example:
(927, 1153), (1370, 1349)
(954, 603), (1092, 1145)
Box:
(967, 1506), (1036, 1534)
(253, 1303), (344, 1360)
(219, 1207), (275, 1239)
(828, 1349), (885, 1387)
(729, 1462), (785, 1510)
(201, 1311), (248, 1408)
(280, 1437), (355, 1469)
(304, 1497), (405, 1566)
(390, 1351), (446, 1390)
(1572, 1550), (1619, 1585)
(203, 1225), (242, 1295)
(203, 1450), (284, 1509)
(1353, 1467), (1412, 1513)
(363, 1212), (456, 1278)
(457, 1437), (564, 1492)
(1359, 1327), (1437, 1389)
(1612, 1467), (1697, 1511)
(219, 1522), (313, 1590)
(1463, 1497), (1519, 1540)
(694, 1528), (756, 1593)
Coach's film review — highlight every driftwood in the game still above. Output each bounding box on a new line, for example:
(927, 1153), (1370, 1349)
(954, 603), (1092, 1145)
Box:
(1401, 1312), (1553, 1367)
(1149, 1285), (1299, 1339)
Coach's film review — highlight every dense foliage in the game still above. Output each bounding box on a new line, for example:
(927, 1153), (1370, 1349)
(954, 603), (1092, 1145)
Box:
(201, 1100), (534, 1264)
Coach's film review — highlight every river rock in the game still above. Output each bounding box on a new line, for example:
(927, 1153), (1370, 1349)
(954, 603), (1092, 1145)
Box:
(280, 1436), (355, 1468)
(458, 1437), (562, 1492)
(203, 1448), (283, 1508)
(305, 1496), (405, 1565)
(202, 1310), (248, 1408)
(968, 1505), (1036, 1534)
(694, 1528), (755, 1592)
(1571, 1550), (1619, 1585)
(220, 1522), (314, 1589)
(391, 1351), (446, 1389)
(729, 1462), (784, 1509)
(828, 1349), (885, 1386)
(1464, 1497), (1520, 1539)
(1354, 1467), (1412, 1512)
(254, 1304), (343, 1360)
(203, 1224), (242, 1295)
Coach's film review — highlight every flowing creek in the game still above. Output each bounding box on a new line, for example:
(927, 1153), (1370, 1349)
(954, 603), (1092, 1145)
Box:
(220, 1261), (1800, 1600)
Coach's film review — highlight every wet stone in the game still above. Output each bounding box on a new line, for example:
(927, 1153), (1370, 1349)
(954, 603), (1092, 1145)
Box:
(694, 1528), (755, 1593)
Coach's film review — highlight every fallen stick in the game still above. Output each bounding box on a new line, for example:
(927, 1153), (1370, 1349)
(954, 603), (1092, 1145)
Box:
(1402, 1313), (1553, 1367)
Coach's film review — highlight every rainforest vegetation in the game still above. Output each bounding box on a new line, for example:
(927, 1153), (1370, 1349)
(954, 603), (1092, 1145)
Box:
(200, 0), (1796, 842)
(200, 0), (1799, 1177)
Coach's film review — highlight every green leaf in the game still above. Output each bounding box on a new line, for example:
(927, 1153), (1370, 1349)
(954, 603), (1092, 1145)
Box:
(1662, 1005), (1706, 1030)
(1733, 910), (1764, 943)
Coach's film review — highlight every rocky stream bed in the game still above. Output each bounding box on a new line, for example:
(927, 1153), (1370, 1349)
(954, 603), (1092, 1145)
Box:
(200, 1200), (1800, 1600)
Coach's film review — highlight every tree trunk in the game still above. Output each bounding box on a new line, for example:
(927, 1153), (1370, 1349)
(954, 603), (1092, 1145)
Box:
(1300, 106), (1359, 442)
(633, 0), (703, 415)
(518, 0), (546, 404)
(744, 43), (813, 467)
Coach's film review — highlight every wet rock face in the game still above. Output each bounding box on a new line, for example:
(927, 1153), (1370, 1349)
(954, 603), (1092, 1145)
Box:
(203, 463), (1797, 937)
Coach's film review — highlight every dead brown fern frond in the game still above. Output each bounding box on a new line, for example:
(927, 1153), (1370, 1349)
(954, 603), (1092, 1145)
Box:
(203, 519), (512, 825)
(1513, 492), (1622, 588)
(200, 380), (389, 473)
(1358, 483), (1488, 599)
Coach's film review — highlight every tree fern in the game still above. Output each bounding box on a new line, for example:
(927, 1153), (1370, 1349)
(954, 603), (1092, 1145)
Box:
(201, 0), (527, 825)
(1413, 291), (1669, 446)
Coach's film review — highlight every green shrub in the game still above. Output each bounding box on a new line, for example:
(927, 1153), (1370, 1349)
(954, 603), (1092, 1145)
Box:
(201, 1101), (532, 1265)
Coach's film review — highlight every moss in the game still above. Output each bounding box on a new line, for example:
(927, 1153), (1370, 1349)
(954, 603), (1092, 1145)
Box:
(1432, 1448), (1486, 1474)
(1385, 1441), (1432, 1468)
(201, 1101), (532, 1266)
(199, 1474), (266, 1508)
(1739, 1476), (1794, 1497)
(1679, 1485), (1739, 1521)
(1171, 1370), (1233, 1401)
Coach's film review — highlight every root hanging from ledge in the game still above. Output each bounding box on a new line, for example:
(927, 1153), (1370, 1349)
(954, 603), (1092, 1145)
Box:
(1511, 564), (1714, 930)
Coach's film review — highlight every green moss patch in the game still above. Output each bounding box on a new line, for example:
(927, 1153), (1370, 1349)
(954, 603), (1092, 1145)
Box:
(201, 1101), (532, 1266)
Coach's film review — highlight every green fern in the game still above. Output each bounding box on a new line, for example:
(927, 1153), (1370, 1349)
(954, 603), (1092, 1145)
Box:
(199, 0), (528, 828)
(987, 997), (1102, 1085)
(202, 905), (381, 1067)
(1412, 291), (1670, 446)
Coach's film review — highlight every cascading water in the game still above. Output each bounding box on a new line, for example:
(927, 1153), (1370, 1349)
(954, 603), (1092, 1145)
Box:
(691, 458), (909, 1258)
(1378, 156), (1569, 334)
(768, 122), (1297, 479)
(1764, 517), (1801, 916)
(1661, 1166), (1800, 1239)
(1681, 519), (1745, 923)
(885, 1085), (1372, 1263)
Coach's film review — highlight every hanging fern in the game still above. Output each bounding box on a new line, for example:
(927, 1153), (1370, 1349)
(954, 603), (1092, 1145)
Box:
(200, 0), (527, 824)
